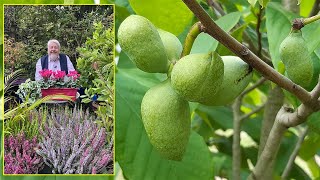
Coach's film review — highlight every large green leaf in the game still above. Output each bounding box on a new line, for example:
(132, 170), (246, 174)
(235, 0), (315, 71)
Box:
(127, 0), (193, 36)
(115, 52), (214, 180)
(190, 12), (241, 54)
(258, 0), (269, 8)
(300, 0), (316, 17)
(299, 131), (320, 160)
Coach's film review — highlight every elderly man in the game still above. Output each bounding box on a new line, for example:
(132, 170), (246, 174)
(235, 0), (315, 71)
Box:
(35, 39), (75, 81)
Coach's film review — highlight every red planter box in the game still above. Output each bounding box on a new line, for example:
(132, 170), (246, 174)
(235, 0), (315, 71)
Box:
(41, 88), (77, 101)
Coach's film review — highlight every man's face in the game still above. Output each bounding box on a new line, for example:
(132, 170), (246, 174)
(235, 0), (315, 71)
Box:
(48, 42), (60, 61)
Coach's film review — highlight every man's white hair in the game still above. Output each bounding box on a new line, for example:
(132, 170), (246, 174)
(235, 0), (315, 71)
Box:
(47, 39), (61, 49)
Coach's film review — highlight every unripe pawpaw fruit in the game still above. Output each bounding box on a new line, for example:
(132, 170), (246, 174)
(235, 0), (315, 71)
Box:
(157, 29), (182, 62)
(208, 56), (253, 106)
(118, 15), (169, 73)
(170, 52), (224, 105)
(141, 79), (190, 161)
(279, 30), (314, 89)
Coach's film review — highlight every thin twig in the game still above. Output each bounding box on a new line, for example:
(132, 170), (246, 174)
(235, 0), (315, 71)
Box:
(240, 103), (266, 121)
(281, 126), (309, 179)
(256, 6), (263, 57)
(240, 77), (267, 97)
(206, 0), (225, 16)
(182, 0), (313, 106)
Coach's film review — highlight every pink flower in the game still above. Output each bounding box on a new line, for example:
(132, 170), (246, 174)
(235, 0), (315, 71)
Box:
(52, 70), (66, 80)
(39, 69), (53, 78)
(67, 70), (80, 80)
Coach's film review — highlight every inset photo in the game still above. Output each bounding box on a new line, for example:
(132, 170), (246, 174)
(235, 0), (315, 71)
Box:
(3, 4), (114, 175)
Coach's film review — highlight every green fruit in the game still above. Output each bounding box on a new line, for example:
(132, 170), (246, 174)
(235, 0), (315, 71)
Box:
(118, 15), (169, 73)
(158, 29), (182, 62)
(279, 30), (313, 89)
(208, 56), (253, 106)
(170, 52), (224, 105)
(141, 79), (190, 161)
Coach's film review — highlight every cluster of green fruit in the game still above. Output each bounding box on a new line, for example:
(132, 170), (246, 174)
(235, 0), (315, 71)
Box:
(118, 15), (253, 161)
(280, 29), (316, 90)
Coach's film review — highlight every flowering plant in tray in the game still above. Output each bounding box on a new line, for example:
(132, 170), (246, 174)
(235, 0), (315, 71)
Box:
(38, 69), (80, 101)
(39, 69), (80, 89)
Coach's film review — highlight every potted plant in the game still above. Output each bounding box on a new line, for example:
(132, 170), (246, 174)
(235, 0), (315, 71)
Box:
(38, 69), (80, 101)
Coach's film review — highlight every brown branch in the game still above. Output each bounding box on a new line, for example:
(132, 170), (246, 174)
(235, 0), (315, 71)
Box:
(240, 77), (267, 97)
(281, 126), (309, 179)
(206, 0), (225, 16)
(258, 86), (284, 157)
(279, 104), (318, 127)
(232, 97), (242, 180)
(248, 120), (288, 180)
(182, 0), (313, 106)
(240, 103), (265, 121)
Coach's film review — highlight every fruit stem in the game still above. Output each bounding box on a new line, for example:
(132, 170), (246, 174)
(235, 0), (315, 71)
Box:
(180, 22), (203, 58)
(167, 63), (174, 78)
(303, 14), (320, 25)
(292, 14), (320, 30)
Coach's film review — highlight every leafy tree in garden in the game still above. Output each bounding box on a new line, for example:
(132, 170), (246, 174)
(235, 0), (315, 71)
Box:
(115, 0), (320, 180)
(4, 5), (113, 78)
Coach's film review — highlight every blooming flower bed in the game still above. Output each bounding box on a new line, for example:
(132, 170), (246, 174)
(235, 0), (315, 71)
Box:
(4, 107), (114, 174)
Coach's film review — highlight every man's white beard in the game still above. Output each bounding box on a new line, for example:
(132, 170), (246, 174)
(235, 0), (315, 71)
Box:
(49, 53), (59, 61)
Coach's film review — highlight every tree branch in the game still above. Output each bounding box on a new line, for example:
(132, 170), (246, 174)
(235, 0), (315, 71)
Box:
(206, 0), (225, 17)
(240, 103), (265, 121)
(248, 120), (288, 180)
(281, 126), (309, 179)
(258, 86), (284, 157)
(231, 78), (266, 179)
(182, 0), (312, 106)
(240, 77), (267, 97)
(311, 75), (320, 100)
(279, 104), (318, 127)
(232, 97), (242, 180)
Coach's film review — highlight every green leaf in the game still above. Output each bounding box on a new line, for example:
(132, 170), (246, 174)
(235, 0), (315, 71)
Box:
(300, 0), (315, 17)
(191, 12), (241, 54)
(115, 52), (214, 179)
(216, 24), (247, 56)
(303, 21), (320, 53)
(307, 158), (320, 178)
(128, 0), (193, 35)
(248, 0), (257, 7)
(258, 0), (269, 8)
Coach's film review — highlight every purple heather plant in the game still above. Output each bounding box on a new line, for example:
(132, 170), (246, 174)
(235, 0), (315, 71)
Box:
(4, 132), (44, 174)
(36, 107), (113, 174)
